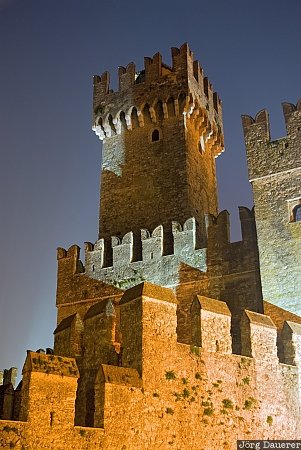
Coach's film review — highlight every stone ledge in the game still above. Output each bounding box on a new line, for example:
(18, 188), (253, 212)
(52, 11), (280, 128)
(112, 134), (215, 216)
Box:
(244, 310), (276, 328)
(98, 364), (142, 388)
(23, 352), (79, 378)
(195, 295), (231, 316)
(283, 320), (301, 335)
(120, 281), (177, 305)
(54, 313), (77, 334)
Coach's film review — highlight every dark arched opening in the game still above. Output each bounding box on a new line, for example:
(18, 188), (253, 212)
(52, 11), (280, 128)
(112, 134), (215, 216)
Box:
(152, 129), (160, 142)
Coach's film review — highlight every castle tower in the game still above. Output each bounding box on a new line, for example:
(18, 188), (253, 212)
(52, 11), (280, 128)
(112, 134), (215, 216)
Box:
(242, 101), (301, 314)
(92, 43), (224, 250)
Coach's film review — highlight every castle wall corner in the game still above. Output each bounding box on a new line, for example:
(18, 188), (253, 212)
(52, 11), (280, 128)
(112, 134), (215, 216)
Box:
(241, 310), (278, 363)
(19, 352), (79, 426)
(191, 295), (232, 353)
(119, 282), (177, 380)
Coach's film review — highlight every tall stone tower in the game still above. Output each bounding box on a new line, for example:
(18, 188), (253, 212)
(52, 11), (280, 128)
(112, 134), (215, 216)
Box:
(242, 101), (301, 314)
(92, 43), (224, 251)
(54, 44), (263, 359)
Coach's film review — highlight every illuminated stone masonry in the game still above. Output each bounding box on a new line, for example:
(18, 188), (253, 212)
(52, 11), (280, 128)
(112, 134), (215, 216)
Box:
(242, 102), (301, 314)
(1, 44), (301, 449)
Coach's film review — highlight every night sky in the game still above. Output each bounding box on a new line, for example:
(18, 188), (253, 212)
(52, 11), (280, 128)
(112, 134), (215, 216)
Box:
(0, 0), (300, 377)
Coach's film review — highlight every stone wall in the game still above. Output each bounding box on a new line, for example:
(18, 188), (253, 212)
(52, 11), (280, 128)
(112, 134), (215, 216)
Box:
(56, 244), (123, 325)
(1, 282), (300, 450)
(0, 367), (17, 421)
(55, 208), (262, 356)
(242, 102), (301, 314)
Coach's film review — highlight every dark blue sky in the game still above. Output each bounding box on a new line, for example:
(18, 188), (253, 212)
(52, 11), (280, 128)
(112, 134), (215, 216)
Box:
(0, 0), (300, 376)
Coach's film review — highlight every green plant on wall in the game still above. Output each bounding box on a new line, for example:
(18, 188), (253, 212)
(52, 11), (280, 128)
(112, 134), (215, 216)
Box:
(182, 388), (190, 398)
(222, 399), (233, 409)
(190, 345), (199, 356)
(165, 370), (176, 380)
(243, 397), (257, 410)
(267, 415), (273, 425)
(239, 357), (251, 369)
(203, 407), (214, 416)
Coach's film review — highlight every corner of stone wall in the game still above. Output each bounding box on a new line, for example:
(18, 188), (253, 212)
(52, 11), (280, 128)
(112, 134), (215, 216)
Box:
(0, 367), (18, 420)
(119, 281), (177, 378)
(190, 295), (232, 353)
(281, 321), (301, 366)
(19, 351), (79, 426)
(94, 364), (141, 427)
(241, 310), (278, 362)
(281, 320), (301, 407)
(54, 313), (84, 357)
(83, 299), (119, 366)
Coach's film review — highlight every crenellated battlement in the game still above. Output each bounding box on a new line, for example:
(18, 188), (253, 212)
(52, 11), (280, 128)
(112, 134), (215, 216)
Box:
(83, 217), (200, 270)
(0, 367), (17, 388)
(242, 100), (301, 181)
(2, 281), (301, 447)
(58, 211), (254, 267)
(92, 43), (224, 157)
(242, 109), (271, 141)
(57, 217), (206, 290)
(55, 208), (258, 298)
(53, 281), (299, 363)
(282, 99), (301, 130)
(93, 43), (221, 112)
(242, 99), (301, 140)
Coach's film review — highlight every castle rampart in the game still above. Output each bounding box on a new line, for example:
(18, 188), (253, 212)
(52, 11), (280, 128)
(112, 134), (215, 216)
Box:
(1, 282), (301, 449)
(54, 209), (263, 354)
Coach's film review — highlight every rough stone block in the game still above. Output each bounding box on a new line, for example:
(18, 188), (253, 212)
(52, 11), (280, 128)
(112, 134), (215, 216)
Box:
(191, 295), (232, 353)
(281, 320), (301, 366)
(241, 310), (278, 361)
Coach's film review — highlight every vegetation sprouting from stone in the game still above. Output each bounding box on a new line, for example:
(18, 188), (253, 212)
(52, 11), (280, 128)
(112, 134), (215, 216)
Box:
(222, 399), (233, 409)
(267, 416), (273, 425)
(203, 408), (214, 416)
(3, 426), (18, 433)
(182, 388), (190, 398)
(190, 346), (200, 356)
(239, 357), (251, 369)
(244, 397), (257, 410)
(165, 370), (176, 380)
